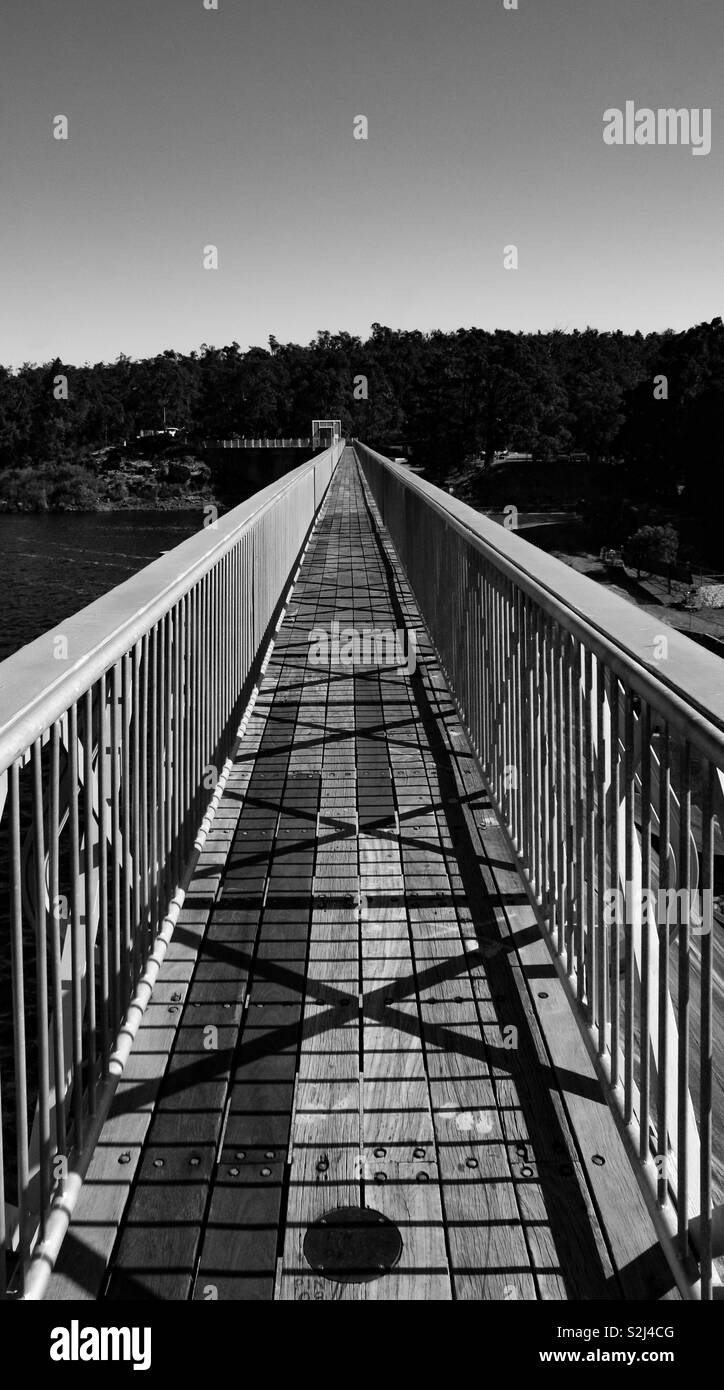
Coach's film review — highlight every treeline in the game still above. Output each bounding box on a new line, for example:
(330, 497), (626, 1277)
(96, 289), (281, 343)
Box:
(0, 319), (721, 521)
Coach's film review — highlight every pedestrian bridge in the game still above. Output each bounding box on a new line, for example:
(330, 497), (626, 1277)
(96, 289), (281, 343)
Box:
(0, 443), (721, 1300)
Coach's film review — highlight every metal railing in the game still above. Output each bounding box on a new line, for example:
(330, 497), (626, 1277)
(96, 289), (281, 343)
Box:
(355, 440), (723, 1299)
(0, 441), (343, 1297)
(198, 437), (312, 449)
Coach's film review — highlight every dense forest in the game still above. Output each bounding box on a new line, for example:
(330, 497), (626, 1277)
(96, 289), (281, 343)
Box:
(0, 319), (721, 554)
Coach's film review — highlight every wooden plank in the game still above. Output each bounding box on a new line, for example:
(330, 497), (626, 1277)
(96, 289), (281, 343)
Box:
(278, 1148), (362, 1302)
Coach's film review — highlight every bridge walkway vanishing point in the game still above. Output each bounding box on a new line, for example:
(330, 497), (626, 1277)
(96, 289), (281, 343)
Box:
(48, 450), (676, 1301)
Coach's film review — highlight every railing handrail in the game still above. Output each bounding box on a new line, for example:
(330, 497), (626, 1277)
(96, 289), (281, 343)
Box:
(0, 446), (341, 774)
(353, 442), (724, 764)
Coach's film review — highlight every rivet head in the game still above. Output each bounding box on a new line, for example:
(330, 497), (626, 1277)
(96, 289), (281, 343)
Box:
(261, 1167), (272, 1177)
(153, 1158), (164, 1169)
(189, 1156), (201, 1167)
(375, 1171), (387, 1184)
(374, 1146), (386, 1159)
(168, 1005), (179, 1015)
(592, 1154), (606, 1166)
(413, 1146), (425, 1159)
(465, 1157), (478, 1170)
(264, 1150), (275, 1160)
(229, 1166), (240, 1177)
(118, 1152), (131, 1165)
(235, 1151), (246, 1161)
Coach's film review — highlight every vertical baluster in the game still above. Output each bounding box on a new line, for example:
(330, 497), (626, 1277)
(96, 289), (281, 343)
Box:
(97, 676), (109, 1074)
(547, 619), (557, 936)
(121, 653), (132, 1000)
(234, 539), (241, 727)
(188, 586), (198, 833)
(508, 582), (516, 828)
(203, 574), (211, 794)
(49, 722), (67, 1171)
(506, 581), (516, 844)
(164, 614), (174, 901)
(565, 634), (576, 972)
(196, 582), (204, 827)
(213, 565), (221, 756)
(677, 739), (691, 1257)
(482, 563), (492, 776)
(139, 634), (150, 963)
(68, 704), (83, 1149)
(609, 676), (621, 1085)
(149, 627), (159, 939)
(82, 693), (96, 1115)
(9, 762), (30, 1285)
(640, 702), (653, 1163)
(624, 690), (636, 1123)
(183, 592), (192, 856)
(173, 605), (182, 895)
(531, 610), (542, 898)
(596, 657), (607, 1050)
(110, 664), (122, 1039)
(517, 590), (525, 851)
(0, 1061), (5, 1293)
(504, 578), (513, 838)
(699, 763), (714, 1300)
(157, 620), (167, 925)
(174, 599), (183, 874)
(494, 578), (503, 807)
(488, 573), (497, 797)
(575, 642), (586, 1002)
(525, 599), (535, 884)
(539, 611), (550, 917)
(31, 741), (51, 1231)
(555, 627), (566, 958)
(657, 721), (671, 1203)
(224, 551), (232, 746)
(584, 649), (596, 1024)
(500, 580), (508, 812)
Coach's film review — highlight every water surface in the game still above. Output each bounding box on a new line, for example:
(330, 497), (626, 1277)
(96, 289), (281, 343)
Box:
(0, 511), (204, 661)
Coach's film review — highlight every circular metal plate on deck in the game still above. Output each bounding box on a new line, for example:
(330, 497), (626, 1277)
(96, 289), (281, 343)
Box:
(303, 1206), (403, 1284)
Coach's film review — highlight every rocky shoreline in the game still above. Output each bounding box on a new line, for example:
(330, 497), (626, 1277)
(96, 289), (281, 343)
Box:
(0, 450), (222, 514)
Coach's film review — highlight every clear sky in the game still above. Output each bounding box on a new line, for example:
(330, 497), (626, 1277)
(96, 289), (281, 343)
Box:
(1, 0), (722, 365)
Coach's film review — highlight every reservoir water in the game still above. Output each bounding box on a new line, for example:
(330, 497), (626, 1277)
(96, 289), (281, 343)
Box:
(0, 511), (204, 662)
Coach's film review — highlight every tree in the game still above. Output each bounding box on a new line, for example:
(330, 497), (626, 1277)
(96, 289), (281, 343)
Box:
(626, 524), (679, 589)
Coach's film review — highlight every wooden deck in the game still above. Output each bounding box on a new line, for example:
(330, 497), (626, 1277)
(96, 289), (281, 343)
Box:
(49, 449), (677, 1301)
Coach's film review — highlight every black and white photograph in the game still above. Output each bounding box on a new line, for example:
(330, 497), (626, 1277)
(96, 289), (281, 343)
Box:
(0, 0), (722, 1364)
